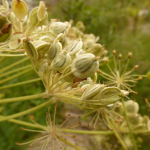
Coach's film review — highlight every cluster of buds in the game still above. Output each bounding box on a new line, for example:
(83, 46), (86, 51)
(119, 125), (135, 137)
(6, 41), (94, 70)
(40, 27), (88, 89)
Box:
(1, 1), (150, 149)
(111, 100), (150, 133)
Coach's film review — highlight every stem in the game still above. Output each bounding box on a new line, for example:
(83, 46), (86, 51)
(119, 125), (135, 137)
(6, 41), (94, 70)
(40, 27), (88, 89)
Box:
(57, 136), (82, 150)
(0, 64), (32, 78)
(112, 126), (128, 150)
(0, 68), (33, 84)
(0, 100), (52, 122)
(0, 53), (26, 57)
(0, 57), (6, 64)
(121, 98), (138, 150)
(0, 57), (29, 73)
(62, 129), (113, 135)
(0, 78), (41, 90)
(0, 92), (46, 104)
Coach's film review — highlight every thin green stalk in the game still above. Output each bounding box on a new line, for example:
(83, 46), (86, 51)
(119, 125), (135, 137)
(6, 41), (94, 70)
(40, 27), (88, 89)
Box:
(0, 100), (52, 122)
(62, 129), (113, 135)
(112, 126), (128, 150)
(4, 118), (150, 135)
(0, 78), (41, 90)
(0, 92), (46, 104)
(0, 64), (32, 78)
(0, 54), (26, 57)
(0, 57), (6, 64)
(0, 57), (29, 73)
(57, 136), (82, 150)
(121, 98), (138, 150)
(0, 68), (33, 84)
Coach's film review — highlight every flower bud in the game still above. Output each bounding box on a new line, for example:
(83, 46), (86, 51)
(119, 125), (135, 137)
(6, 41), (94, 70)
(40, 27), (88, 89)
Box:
(146, 71), (150, 79)
(62, 66), (74, 82)
(64, 39), (83, 56)
(49, 22), (68, 34)
(38, 62), (48, 79)
(50, 52), (71, 72)
(9, 33), (22, 49)
(37, 1), (46, 22)
(47, 42), (62, 64)
(75, 21), (85, 32)
(2, 0), (9, 9)
(125, 100), (139, 115)
(29, 7), (48, 26)
(81, 84), (105, 100)
(40, 35), (52, 43)
(114, 102), (124, 115)
(33, 40), (50, 54)
(100, 87), (122, 104)
(0, 21), (12, 42)
(23, 38), (38, 60)
(71, 53), (99, 79)
(87, 44), (104, 57)
(128, 114), (140, 126)
(11, 0), (28, 20)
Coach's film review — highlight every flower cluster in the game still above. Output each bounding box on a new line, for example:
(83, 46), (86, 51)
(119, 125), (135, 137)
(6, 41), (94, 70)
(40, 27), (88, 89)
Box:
(0, 0), (150, 150)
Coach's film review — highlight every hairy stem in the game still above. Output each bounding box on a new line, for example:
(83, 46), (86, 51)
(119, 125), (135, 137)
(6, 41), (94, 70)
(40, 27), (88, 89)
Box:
(0, 92), (46, 104)
(121, 98), (138, 150)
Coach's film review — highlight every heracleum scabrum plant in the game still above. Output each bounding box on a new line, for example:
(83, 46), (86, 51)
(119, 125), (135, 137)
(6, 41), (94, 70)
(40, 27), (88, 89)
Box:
(0, 0), (150, 149)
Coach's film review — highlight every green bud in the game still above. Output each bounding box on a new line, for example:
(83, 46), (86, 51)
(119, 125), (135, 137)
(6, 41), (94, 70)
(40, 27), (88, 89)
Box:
(62, 66), (74, 82)
(75, 21), (85, 32)
(128, 114), (140, 126)
(29, 7), (48, 26)
(49, 21), (69, 34)
(37, 1), (46, 22)
(38, 62), (48, 79)
(47, 42), (62, 64)
(11, 0), (28, 20)
(0, 20), (12, 42)
(64, 39), (83, 56)
(114, 102), (124, 115)
(125, 100), (139, 115)
(9, 33), (23, 49)
(23, 38), (38, 60)
(2, 0), (9, 9)
(146, 71), (150, 79)
(87, 44), (104, 57)
(100, 87), (122, 104)
(51, 52), (71, 72)
(33, 40), (50, 54)
(71, 53), (99, 79)
(81, 84), (105, 100)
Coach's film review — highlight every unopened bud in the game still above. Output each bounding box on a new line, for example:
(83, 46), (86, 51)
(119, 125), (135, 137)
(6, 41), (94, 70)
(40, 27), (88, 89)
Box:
(71, 53), (99, 79)
(119, 54), (122, 59)
(37, 1), (46, 22)
(11, 0), (28, 20)
(100, 87), (122, 104)
(128, 52), (132, 58)
(146, 71), (150, 79)
(113, 50), (116, 55)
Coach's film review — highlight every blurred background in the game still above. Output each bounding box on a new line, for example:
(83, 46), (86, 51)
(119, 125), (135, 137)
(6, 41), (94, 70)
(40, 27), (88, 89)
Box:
(1, 0), (150, 149)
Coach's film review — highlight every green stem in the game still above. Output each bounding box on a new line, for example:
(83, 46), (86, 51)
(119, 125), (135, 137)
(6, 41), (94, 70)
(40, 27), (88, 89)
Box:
(121, 98), (138, 150)
(0, 57), (29, 73)
(0, 68), (33, 84)
(0, 64), (32, 78)
(57, 136), (82, 150)
(0, 54), (26, 57)
(0, 92), (46, 104)
(0, 100), (52, 122)
(107, 117), (128, 150)
(0, 78), (41, 90)
(0, 57), (6, 64)
(4, 117), (150, 135)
